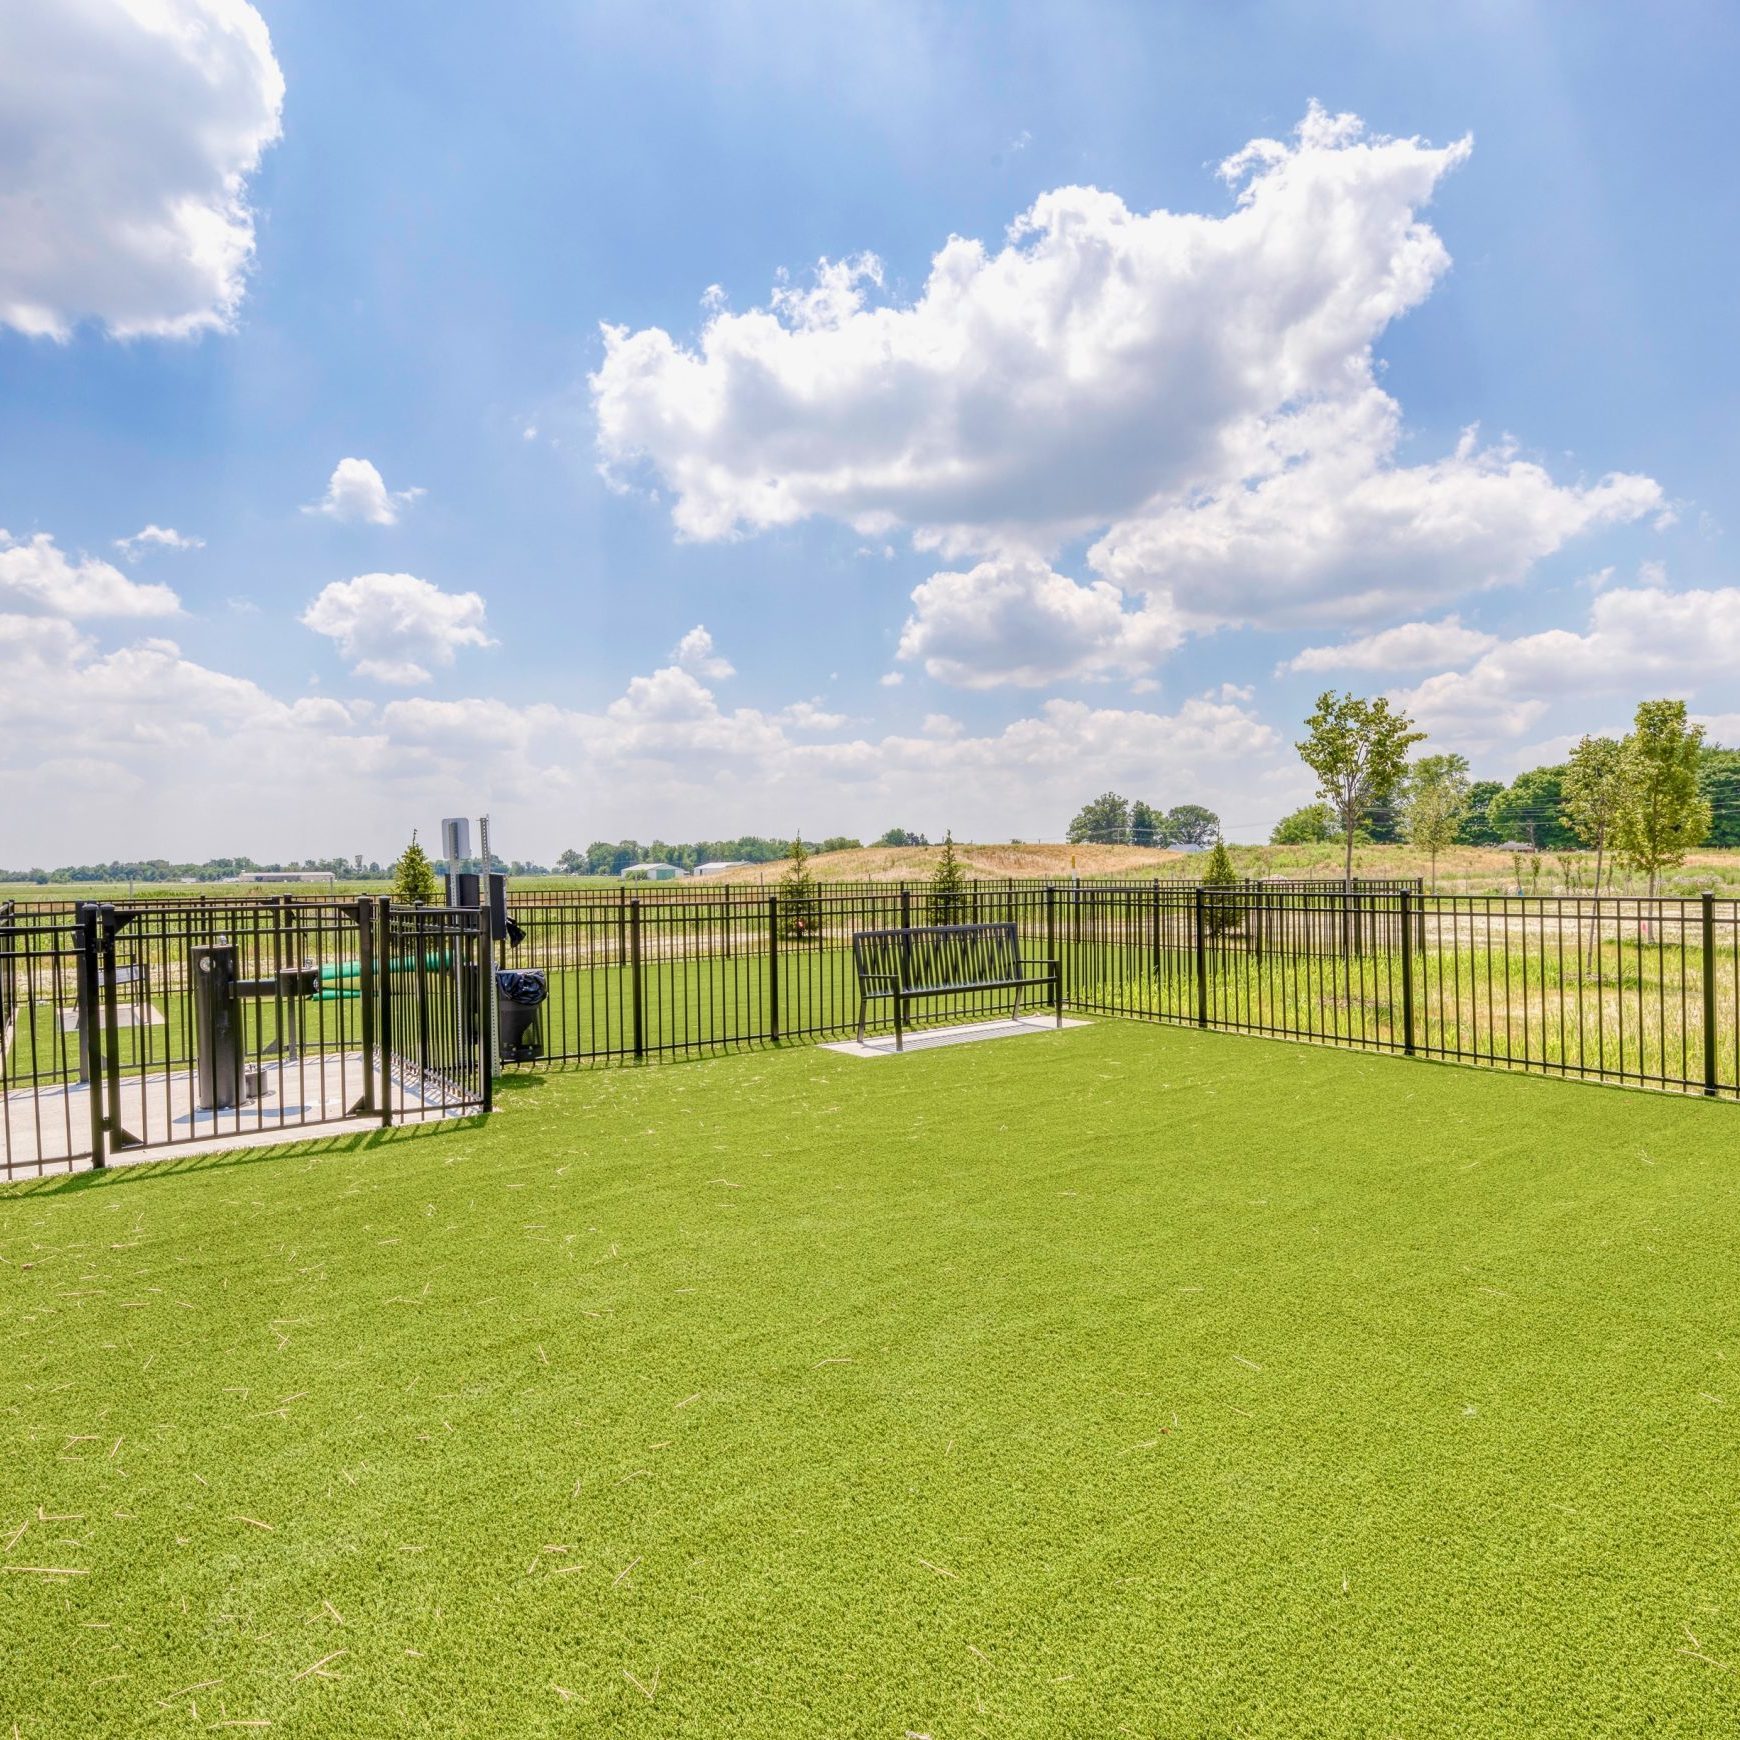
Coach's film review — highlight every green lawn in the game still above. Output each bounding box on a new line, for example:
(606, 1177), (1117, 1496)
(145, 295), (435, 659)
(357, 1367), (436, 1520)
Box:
(4, 1023), (1739, 1735)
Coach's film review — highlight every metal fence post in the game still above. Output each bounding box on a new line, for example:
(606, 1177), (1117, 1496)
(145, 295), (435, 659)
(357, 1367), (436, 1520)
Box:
(377, 896), (394, 1128)
(1193, 885), (1208, 1028)
(630, 898), (644, 1060)
(1703, 891), (1718, 1097)
(76, 903), (105, 1169)
(1045, 885), (1058, 997)
(354, 895), (377, 1116)
(1399, 887), (1416, 1056)
(767, 895), (781, 1042)
(478, 896), (495, 1114)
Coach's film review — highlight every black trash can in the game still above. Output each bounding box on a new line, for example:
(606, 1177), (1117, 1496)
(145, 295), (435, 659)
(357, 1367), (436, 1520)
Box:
(496, 968), (548, 1061)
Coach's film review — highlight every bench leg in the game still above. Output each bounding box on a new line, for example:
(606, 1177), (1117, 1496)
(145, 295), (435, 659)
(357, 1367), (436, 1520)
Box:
(894, 993), (905, 1053)
(856, 997), (866, 1046)
(1053, 964), (1062, 1027)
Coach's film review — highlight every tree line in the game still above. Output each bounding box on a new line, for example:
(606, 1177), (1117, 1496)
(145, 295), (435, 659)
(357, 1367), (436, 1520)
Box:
(1064, 795), (1222, 847)
(556, 830), (939, 876)
(1284, 692), (1717, 892)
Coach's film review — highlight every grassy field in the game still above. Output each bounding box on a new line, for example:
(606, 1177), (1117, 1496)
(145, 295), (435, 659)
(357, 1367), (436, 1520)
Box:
(4, 1023), (1740, 1735)
(9, 843), (1740, 903)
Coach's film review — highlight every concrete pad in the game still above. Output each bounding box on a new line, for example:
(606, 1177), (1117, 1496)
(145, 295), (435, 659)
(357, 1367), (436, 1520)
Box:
(4, 1051), (478, 1175)
(58, 1003), (164, 1030)
(820, 1015), (1089, 1058)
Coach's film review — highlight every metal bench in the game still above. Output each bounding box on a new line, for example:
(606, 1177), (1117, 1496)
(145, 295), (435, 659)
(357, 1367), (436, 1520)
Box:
(851, 922), (1061, 1051)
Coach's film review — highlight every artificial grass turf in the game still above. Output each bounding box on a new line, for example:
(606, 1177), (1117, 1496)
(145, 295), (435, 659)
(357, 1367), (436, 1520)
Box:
(3, 1024), (1739, 1736)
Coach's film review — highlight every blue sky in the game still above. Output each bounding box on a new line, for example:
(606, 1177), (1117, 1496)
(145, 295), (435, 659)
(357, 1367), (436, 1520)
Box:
(2, 0), (1737, 863)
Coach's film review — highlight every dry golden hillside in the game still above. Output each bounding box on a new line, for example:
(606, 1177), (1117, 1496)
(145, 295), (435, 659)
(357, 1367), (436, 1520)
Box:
(712, 842), (1186, 883)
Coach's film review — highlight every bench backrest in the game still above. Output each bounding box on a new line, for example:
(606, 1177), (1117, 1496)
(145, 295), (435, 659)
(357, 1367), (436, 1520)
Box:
(852, 922), (1021, 992)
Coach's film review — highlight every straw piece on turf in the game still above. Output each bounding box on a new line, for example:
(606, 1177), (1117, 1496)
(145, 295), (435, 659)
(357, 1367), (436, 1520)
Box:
(612, 1557), (641, 1586)
(623, 1667), (659, 1701)
(232, 1515), (276, 1533)
(916, 1558), (959, 1580)
(3, 1520), (28, 1554)
(290, 1649), (346, 1682)
(321, 1600), (344, 1625)
(674, 1393), (701, 1410)
(158, 1680), (223, 1706)
(4, 1565), (88, 1576)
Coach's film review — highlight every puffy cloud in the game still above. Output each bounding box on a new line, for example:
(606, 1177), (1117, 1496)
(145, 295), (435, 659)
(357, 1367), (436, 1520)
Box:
(593, 106), (1662, 684)
(300, 573), (494, 684)
(594, 106), (1476, 553)
(1284, 613), (1498, 674)
(0, 0), (283, 340)
(114, 524), (205, 559)
(1391, 583), (1740, 750)
(303, 458), (425, 526)
(1093, 397), (1661, 627)
(896, 557), (1181, 687)
(777, 699), (849, 732)
(671, 624), (735, 679)
(0, 530), (179, 617)
(0, 617), (1291, 861)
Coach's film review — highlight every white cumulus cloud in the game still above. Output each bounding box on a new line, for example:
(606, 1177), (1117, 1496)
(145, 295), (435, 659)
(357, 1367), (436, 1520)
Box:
(1390, 583), (1740, 751)
(1284, 613), (1499, 674)
(115, 524), (205, 559)
(591, 104), (1663, 684)
(303, 458), (425, 527)
(300, 573), (494, 685)
(671, 624), (735, 679)
(592, 103), (1474, 552)
(0, 0), (284, 340)
(1093, 398), (1661, 628)
(897, 557), (1182, 688)
(0, 530), (180, 618)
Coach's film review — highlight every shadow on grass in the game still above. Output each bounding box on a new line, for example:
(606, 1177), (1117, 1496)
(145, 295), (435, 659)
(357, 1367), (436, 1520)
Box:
(0, 1113), (489, 1199)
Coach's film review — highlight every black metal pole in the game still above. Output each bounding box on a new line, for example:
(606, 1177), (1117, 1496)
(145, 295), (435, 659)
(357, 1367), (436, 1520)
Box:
(76, 904), (105, 1169)
(630, 898), (644, 1060)
(355, 896), (377, 1115)
(479, 894), (494, 1114)
(377, 896), (394, 1128)
(1703, 891), (1718, 1097)
(1194, 885), (1208, 1028)
(767, 895), (780, 1042)
(1400, 887), (1416, 1056)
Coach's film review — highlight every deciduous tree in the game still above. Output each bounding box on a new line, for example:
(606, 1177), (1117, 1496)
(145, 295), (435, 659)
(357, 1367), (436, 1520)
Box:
(1401, 753), (1471, 890)
(1559, 736), (1628, 893)
(1296, 692), (1424, 886)
(1616, 700), (1711, 894)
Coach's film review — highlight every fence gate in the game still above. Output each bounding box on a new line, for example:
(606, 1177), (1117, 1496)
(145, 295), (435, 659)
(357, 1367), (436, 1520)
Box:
(1, 903), (102, 1176)
(0, 897), (492, 1179)
(378, 900), (492, 1124)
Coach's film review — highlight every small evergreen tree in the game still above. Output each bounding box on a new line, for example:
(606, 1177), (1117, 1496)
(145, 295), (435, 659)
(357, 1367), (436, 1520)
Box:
(930, 830), (968, 922)
(1199, 836), (1240, 937)
(391, 830), (439, 906)
(779, 832), (819, 940)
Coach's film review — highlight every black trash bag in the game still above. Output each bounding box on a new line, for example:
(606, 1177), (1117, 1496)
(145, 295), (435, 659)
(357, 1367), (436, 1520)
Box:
(495, 968), (547, 1061)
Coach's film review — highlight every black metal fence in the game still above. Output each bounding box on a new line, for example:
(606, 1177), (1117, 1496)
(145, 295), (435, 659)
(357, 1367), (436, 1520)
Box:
(1, 897), (490, 1179)
(498, 882), (1740, 1099)
(7, 880), (1736, 1178)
